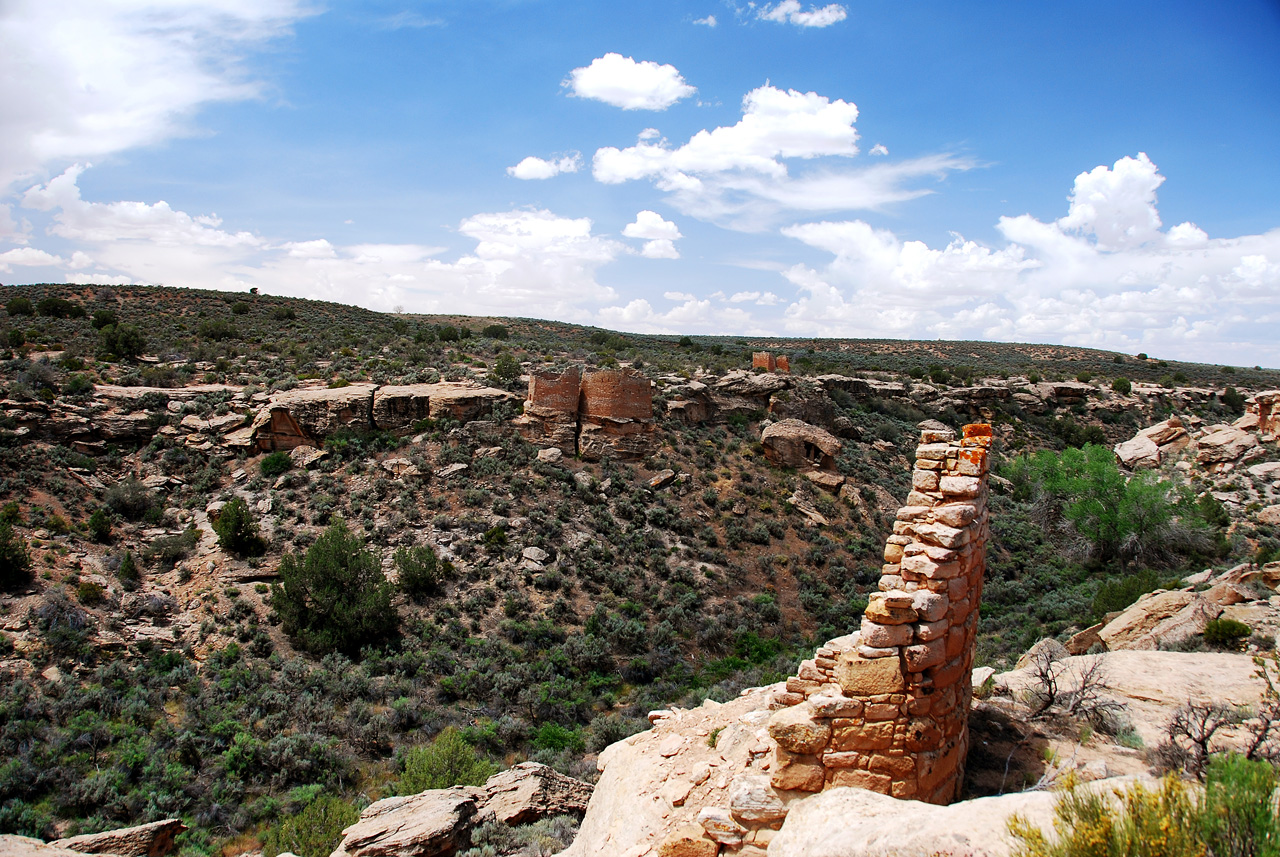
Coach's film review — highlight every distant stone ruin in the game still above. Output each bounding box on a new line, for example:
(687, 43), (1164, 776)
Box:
(766, 423), (992, 805)
(1249, 391), (1280, 436)
(515, 367), (656, 460)
(752, 351), (790, 373)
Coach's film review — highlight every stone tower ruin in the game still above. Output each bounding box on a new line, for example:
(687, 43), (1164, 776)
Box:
(766, 422), (992, 804)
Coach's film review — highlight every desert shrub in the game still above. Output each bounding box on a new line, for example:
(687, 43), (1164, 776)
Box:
(213, 497), (266, 557)
(395, 544), (443, 600)
(91, 309), (118, 329)
(271, 306), (297, 321)
(1008, 774), (1202, 857)
(1009, 755), (1280, 857)
(98, 324), (146, 360)
(63, 373), (94, 396)
(260, 451), (293, 478)
(117, 550), (140, 589)
(143, 527), (199, 569)
(481, 323), (509, 339)
(1111, 377), (1132, 395)
(1203, 617), (1251, 650)
(7, 328), (23, 348)
(198, 318), (239, 341)
(105, 478), (153, 520)
(399, 727), (497, 794)
(1223, 386), (1246, 415)
(5, 295), (33, 316)
(488, 352), (520, 387)
(76, 580), (105, 606)
(231, 301), (250, 315)
(0, 520), (32, 590)
(271, 519), (398, 655)
(262, 796), (358, 857)
(36, 297), (83, 318)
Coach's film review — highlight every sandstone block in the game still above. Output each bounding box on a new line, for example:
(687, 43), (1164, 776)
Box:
(901, 554), (960, 579)
(905, 639), (946, 672)
(820, 750), (866, 768)
(729, 775), (788, 824)
(829, 768), (892, 793)
(914, 443), (953, 460)
(808, 694), (862, 717)
(659, 824), (719, 857)
(883, 543), (904, 563)
(860, 619), (912, 648)
(903, 542), (958, 562)
(912, 470), (940, 491)
(939, 475), (982, 497)
(896, 505), (933, 521)
(905, 719), (944, 752)
(933, 503), (977, 528)
(912, 591), (949, 622)
(770, 748), (825, 792)
(863, 703), (901, 721)
(697, 807), (746, 846)
(913, 521), (970, 548)
(865, 594), (917, 625)
(831, 721), (895, 751)
(836, 649), (905, 696)
(767, 704), (831, 755)
(914, 619), (948, 642)
(858, 645), (900, 659)
(869, 754), (917, 778)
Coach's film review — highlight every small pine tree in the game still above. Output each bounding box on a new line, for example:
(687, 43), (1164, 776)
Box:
(87, 508), (112, 543)
(0, 521), (32, 591)
(271, 519), (398, 655)
(212, 497), (265, 557)
(117, 550), (139, 590)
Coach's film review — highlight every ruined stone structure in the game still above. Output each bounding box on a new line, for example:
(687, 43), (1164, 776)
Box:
(752, 351), (790, 373)
(761, 419), (841, 471)
(515, 367), (656, 460)
(1249, 391), (1280, 436)
(765, 423), (992, 805)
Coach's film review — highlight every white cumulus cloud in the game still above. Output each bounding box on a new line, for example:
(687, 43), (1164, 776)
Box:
(776, 153), (1280, 366)
(869, 143), (889, 156)
(757, 1), (848, 28)
(624, 210), (682, 259)
(592, 85), (970, 229)
(0, 0), (312, 190)
(506, 153), (583, 180)
(694, 15), (717, 26)
(564, 53), (696, 111)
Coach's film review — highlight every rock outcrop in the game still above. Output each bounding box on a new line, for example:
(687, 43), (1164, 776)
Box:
(1248, 390), (1280, 437)
(332, 763), (592, 857)
(1197, 426), (1262, 470)
(51, 819), (187, 857)
(760, 420), (841, 472)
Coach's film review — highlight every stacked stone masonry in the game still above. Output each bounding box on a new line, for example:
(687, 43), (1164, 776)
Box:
(752, 351), (790, 373)
(516, 367), (656, 460)
(766, 423), (992, 806)
(1248, 391), (1280, 437)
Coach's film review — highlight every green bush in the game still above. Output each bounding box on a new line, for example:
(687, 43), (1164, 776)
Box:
(212, 497), (266, 557)
(6, 295), (33, 316)
(399, 727), (497, 794)
(198, 318), (239, 341)
(0, 521), (32, 591)
(1010, 754), (1280, 857)
(105, 478), (154, 520)
(91, 309), (118, 329)
(36, 297), (83, 318)
(143, 527), (200, 569)
(488, 352), (520, 387)
(63, 374), (94, 396)
(231, 301), (250, 315)
(260, 451), (293, 478)
(117, 550), (139, 589)
(1111, 377), (1131, 395)
(98, 323), (146, 360)
(87, 508), (112, 543)
(262, 796), (359, 857)
(1203, 617), (1251, 650)
(7, 328), (23, 348)
(481, 323), (509, 340)
(76, 580), (105, 606)
(271, 519), (398, 655)
(395, 544), (444, 600)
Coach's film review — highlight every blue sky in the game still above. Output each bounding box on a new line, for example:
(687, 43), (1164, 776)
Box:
(2, 0), (1279, 365)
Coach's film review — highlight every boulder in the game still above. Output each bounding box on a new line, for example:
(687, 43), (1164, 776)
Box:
(768, 780), (1062, 857)
(1014, 637), (1070, 670)
(477, 762), (593, 825)
(1113, 434), (1160, 470)
(52, 819), (187, 856)
(1097, 590), (1223, 650)
(1197, 427), (1261, 467)
(332, 787), (483, 857)
(761, 419), (842, 470)
(1138, 417), (1189, 448)
(0, 837), (109, 857)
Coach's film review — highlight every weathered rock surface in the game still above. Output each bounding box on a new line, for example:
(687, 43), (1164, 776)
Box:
(332, 787), (484, 857)
(1197, 427), (1261, 467)
(767, 784), (1061, 857)
(0, 836), (112, 857)
(51, 819), (187, 856)
(333, 763), (591, 857)
(1113, 434), (1160, 469)
(1097, 589), (1222, 650)
(761, 419), (841, 470)
(478, 762), (593, 825)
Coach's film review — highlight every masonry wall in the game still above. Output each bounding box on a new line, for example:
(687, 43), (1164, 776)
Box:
(766, 423), (992, 805)
(752, 352), (790, 373)
(527, 368), (583, 415)
(1249, 391), (1280, 436)
(579, 369), (653, 421)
